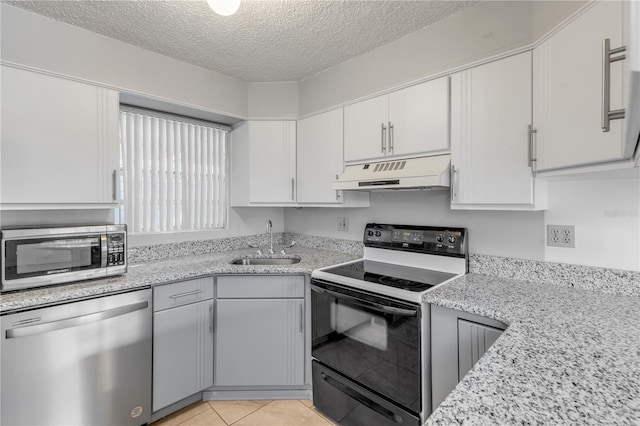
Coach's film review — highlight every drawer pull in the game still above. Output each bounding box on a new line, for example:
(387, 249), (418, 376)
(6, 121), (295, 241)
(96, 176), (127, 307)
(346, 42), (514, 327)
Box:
(169, 289), (203, 299)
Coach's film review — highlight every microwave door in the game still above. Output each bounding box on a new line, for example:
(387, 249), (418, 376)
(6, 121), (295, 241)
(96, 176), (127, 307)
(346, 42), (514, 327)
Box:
(4, 235), (103, 282)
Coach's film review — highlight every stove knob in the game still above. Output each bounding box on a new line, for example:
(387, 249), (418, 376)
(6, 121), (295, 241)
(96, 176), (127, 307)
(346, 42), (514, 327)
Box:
(367, 230), (374, 237)
(375, 231), (382, 237)
(448, 235), (457, 244)
(436, 234), (445, 243)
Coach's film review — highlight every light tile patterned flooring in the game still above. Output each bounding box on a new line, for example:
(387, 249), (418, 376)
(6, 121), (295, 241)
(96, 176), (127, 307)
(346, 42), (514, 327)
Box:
(151, 400), (337, 426)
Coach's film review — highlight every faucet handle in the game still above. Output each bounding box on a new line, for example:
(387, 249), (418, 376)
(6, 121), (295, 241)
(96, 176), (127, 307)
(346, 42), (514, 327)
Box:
(283, 240), (296, 249)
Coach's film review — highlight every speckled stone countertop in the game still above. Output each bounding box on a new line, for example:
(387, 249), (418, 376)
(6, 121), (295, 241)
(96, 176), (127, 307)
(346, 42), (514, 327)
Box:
(423, 273), (640, 426)
(0, 246), (358, 314)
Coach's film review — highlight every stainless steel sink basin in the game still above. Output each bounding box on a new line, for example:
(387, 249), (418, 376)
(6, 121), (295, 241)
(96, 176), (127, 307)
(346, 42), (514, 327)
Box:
(230, 257), (301, 265)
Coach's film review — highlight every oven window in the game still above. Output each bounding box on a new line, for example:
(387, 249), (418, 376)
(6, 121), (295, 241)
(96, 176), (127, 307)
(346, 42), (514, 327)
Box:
(312, 282), (422, 414)
(5, 236), (102, 280)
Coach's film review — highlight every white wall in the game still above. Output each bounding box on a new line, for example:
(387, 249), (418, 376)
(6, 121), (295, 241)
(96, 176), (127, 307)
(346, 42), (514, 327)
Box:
(284, 191), (546, 261)
(544, 170), (640, 271)
(248, 82), (299, 119)
(0, 4), (248, 118)
(298, 1), (585, 116)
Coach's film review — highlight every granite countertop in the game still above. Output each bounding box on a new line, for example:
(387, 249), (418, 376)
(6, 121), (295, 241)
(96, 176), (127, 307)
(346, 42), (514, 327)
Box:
(423, 273), (640, 425)
(0, 246), (359, 314)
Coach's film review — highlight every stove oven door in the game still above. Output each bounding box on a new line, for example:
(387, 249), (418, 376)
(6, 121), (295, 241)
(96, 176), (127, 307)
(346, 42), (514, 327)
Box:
(311, 279), (422, 426)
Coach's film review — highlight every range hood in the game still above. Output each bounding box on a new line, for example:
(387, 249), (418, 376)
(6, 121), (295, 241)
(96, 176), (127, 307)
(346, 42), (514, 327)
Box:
(333, 154), (450, 191)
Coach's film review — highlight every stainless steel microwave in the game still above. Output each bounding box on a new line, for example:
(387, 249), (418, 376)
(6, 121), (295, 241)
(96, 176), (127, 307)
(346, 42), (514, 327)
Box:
(1, 224), (127, 292)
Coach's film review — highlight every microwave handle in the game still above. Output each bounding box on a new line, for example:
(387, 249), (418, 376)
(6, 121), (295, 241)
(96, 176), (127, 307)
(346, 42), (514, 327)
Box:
(310, 283), (418, 317)
(100, 235), (108, 268)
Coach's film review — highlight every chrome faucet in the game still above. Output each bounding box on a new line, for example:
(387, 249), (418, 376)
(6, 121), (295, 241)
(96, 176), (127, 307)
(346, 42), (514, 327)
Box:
(266, 219), (274, 254)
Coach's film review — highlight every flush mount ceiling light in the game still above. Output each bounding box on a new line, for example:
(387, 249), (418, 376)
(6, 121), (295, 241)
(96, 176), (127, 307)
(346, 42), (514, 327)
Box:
(207, 0), (241, 16)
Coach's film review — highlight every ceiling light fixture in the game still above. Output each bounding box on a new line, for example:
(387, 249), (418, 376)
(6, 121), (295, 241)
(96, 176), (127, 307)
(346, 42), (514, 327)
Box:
(207, 0), (241, 16)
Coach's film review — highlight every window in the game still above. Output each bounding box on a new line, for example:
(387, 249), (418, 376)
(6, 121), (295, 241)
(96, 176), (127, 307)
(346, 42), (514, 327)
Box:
(118, 107), (228, 233)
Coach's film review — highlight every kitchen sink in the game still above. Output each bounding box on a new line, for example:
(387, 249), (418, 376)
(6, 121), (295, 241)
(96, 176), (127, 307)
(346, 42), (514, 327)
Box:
(230, 257), (301, 265)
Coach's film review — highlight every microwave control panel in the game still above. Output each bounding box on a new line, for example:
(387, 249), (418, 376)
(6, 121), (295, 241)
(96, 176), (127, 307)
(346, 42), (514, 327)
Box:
(107, 233), (126, 266)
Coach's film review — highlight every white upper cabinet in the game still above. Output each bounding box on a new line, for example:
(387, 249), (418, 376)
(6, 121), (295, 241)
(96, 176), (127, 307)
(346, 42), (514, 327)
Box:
(388, 77), (450, 158)
(344, 95), (389, 163)
(450, 52), (546, 210)
(534, 1), (628, 172)
(296, 109), (344, 204)
(230, 120), (296, 205)
(1, 66), (119, 208)
(344, 76), (450, 163)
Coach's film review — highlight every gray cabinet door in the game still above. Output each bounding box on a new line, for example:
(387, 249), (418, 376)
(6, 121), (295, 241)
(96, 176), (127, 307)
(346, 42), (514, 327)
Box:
(215, 298), (304, 386)
(431, 305), (505, 411)
(153, 299), (214, 411)
(457, 319), (504, 380)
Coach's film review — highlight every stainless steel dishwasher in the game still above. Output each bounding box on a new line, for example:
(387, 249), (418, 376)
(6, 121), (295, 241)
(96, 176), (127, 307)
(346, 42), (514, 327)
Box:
(1, 288), (152, 425)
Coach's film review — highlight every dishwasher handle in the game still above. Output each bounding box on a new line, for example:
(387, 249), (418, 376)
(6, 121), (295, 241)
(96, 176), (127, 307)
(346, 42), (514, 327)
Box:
(5, 300), (149, 339)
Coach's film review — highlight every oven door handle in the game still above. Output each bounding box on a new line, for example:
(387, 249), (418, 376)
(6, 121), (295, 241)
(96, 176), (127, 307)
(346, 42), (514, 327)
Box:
(310, 284), (418, 317)
(320, 371), (403, 424)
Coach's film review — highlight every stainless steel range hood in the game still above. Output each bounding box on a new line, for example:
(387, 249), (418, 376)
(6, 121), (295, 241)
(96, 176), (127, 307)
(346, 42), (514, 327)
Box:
(333, 154), (450, 191)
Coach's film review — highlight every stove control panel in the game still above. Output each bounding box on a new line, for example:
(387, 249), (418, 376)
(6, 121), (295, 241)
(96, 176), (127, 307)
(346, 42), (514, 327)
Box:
(364, 223), (467, 257)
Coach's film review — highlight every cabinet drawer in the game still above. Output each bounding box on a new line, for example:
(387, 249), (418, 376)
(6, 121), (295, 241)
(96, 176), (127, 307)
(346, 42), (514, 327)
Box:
(154, 277), (214, 312)
(217, 275), (305, 299)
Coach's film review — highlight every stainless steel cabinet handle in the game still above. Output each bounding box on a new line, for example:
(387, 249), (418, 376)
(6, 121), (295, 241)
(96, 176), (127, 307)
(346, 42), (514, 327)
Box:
(450, 165), (458, 202)
(388, 122), (394, 154)
(528, 125), (538, 168)
(381, 123), (387, 154)
(112, 170), (117, 201)
(6, 301), (149, 339)
(291, 177), (295, 201)
(601, 38), (626, 132)
(169, 289), (203, 299)
(209, 303), (214, 334)
(299, 303), (304, 333)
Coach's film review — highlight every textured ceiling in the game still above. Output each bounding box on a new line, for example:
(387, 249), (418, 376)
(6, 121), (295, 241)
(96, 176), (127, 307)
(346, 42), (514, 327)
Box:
(6, 0), (477, 82)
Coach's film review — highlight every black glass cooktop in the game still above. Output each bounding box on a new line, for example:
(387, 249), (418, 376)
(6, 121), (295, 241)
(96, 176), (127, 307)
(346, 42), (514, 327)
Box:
(322, 260), (457, 292)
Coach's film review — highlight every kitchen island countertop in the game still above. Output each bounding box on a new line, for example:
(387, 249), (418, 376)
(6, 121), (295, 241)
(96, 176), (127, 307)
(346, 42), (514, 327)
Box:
(0, 246), (358, 313)
(423, 273), (640, 426)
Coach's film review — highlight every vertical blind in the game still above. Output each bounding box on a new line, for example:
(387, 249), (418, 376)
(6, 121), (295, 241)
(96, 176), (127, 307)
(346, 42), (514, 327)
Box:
(119, 109), (228, 233)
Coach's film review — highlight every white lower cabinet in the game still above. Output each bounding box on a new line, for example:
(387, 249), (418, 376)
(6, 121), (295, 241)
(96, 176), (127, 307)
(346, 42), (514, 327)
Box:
(152, 278), (214, 412)
(450, 52), (546, 210)
(214, 275), (305, 387)
(430, 305), (506, 411)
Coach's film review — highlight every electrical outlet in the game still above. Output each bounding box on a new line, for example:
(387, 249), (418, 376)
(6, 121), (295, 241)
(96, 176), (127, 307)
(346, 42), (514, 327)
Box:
(337, 217), (349, 232)
(547, 225), (575, 248)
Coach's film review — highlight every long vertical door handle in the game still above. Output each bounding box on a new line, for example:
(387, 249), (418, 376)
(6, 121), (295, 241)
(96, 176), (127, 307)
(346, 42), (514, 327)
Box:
(209, 302), (214, 334)
(388, 122), (394, 154)
(381, 123), (387, 154)
(450, 165), (458, 202)
(528, 125), (537, 168)
(112, 170), (117, 201)
(299, 303), (304, 333)
(601, 38), (626, 132)
(291, 178), (295, 201)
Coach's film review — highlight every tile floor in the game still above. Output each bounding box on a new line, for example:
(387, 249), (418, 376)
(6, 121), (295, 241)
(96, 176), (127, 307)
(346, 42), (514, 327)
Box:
(151, 399), (336, 426)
